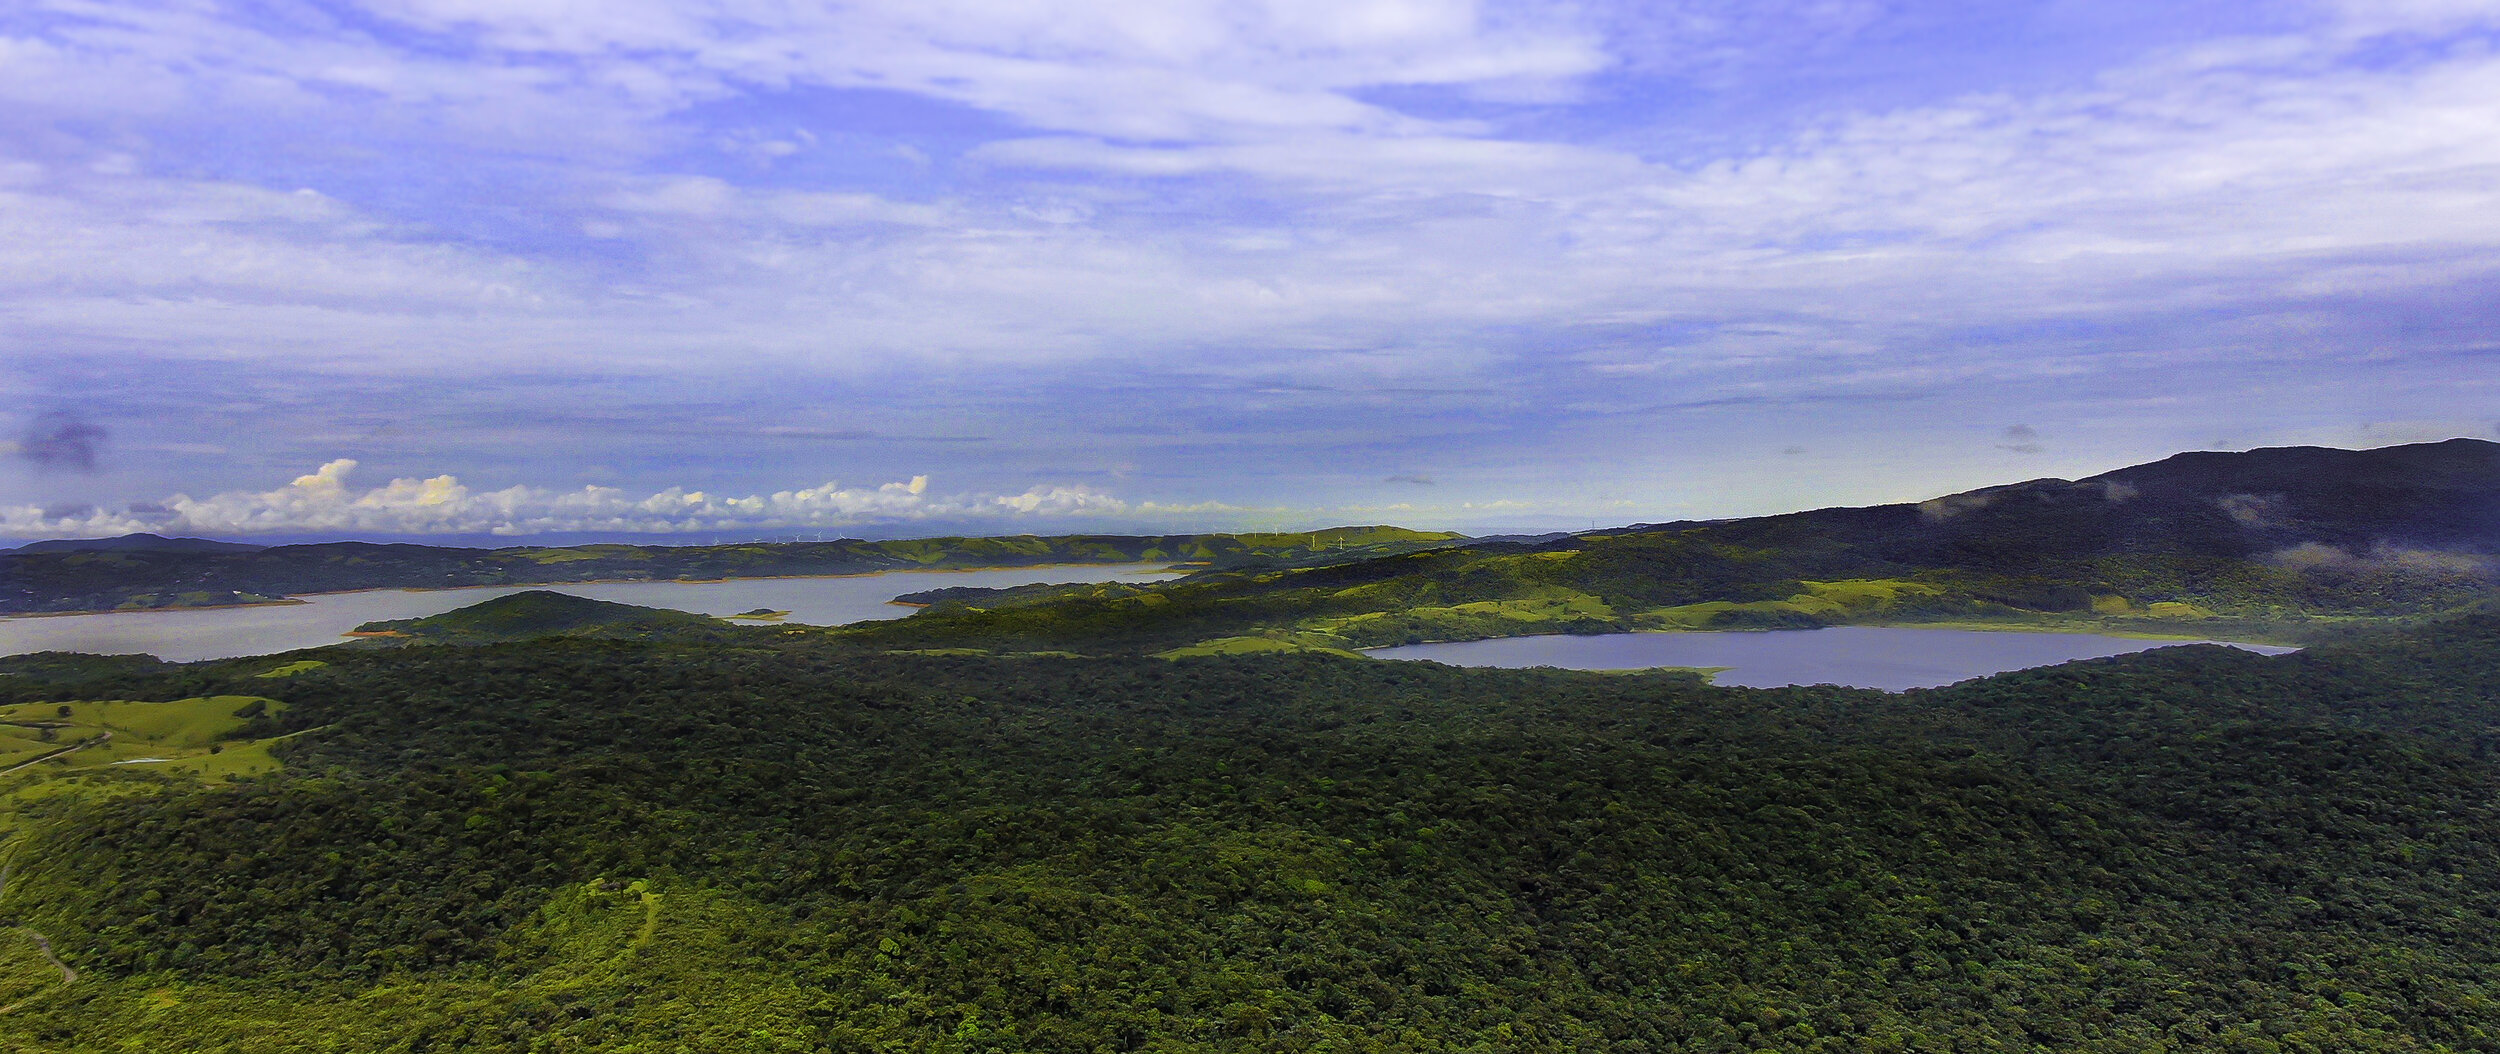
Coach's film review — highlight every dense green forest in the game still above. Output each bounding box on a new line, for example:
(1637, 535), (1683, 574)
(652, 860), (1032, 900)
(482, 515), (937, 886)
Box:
(342, 590), (743, 647)
(0, 527), (1461, 615)
(1, 596), (2499, 1050)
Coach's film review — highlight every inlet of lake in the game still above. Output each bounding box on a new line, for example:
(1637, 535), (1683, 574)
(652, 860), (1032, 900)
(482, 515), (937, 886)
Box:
(1367, 627), (2299, 691)
(0, 564), (1185, 663)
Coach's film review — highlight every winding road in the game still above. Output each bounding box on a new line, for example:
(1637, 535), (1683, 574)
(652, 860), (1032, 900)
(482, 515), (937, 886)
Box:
(0, 863), (76, 1013)
(0, 730), (111, 777)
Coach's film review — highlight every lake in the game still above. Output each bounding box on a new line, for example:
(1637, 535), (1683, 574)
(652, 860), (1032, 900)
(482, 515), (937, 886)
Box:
(0, 564), (1184, 662)
(1366, 626), (2299, 691)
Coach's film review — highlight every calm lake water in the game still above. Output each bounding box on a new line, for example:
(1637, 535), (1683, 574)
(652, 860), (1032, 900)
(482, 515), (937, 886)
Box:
(1366, 626), (2299, 691)
(0, 564), (1183, 662)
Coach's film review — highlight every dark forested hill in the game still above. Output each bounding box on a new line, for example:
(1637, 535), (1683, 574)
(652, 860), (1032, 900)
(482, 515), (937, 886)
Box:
(341, 590), (740, 647)
(851, 439), (2500, 655)
(1732, 436), (2500, 571)
(0, 526), (1461, 615)
(1, 604), (2499, 1049)
(9, 534), (265, 556)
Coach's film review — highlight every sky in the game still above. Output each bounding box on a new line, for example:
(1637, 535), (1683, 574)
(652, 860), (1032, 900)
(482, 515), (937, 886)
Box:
(3, 0), (2498, 541)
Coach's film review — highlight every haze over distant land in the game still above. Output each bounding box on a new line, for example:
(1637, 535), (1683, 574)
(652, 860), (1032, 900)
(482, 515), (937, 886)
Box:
(5, 2), (2499, 536)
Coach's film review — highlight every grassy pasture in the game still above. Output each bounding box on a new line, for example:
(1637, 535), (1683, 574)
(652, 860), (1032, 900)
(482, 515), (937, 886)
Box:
(1157, 635), (1363, 658)
(0, 696), (287, 782)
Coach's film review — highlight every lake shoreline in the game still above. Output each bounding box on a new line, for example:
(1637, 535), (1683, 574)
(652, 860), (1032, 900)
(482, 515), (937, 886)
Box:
(1358, 617), (2303, 653)
(2, 561), (1188, 622)
(0, 563), (1190, 663)
(1366, 624), (2302, 692)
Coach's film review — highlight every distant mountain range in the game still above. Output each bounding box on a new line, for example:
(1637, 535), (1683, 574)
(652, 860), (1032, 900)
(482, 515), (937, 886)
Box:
(846, 439), (2500, 655)
(9, 532), (265, 555)
(0, 527), (1460, 615)
(7, 441), (2495, 639)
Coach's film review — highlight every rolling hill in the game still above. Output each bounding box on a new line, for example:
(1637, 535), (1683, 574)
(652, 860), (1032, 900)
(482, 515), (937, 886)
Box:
(342, 591), (743, 647)
(845, 439), (2500, 655)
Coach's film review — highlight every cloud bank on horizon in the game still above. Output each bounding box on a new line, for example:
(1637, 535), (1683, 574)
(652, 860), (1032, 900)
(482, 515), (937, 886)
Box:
(9, 459), (1290, 544)
(3, 459), (1227, 539)
(4, 0), (2498, 537)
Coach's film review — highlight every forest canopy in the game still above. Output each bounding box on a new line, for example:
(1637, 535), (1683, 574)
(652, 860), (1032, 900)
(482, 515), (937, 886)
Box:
(1, 601), (2498, 1050)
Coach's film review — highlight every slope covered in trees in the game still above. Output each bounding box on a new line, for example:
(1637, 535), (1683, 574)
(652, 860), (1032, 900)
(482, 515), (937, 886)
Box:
(854, 440), (2500, 655)
(0, 602), (2497, 1050)
(343, 589), (741, 647)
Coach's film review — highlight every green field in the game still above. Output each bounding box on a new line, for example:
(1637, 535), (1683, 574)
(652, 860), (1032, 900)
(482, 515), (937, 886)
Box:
(0, 696), (288, 781)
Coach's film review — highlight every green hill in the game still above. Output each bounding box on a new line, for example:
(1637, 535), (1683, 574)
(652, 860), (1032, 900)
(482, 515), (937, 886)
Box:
(344, 590), (738, 646)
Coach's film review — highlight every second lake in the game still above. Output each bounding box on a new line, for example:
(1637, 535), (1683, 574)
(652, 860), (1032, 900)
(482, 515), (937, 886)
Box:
(1366, 626), (2299, 691)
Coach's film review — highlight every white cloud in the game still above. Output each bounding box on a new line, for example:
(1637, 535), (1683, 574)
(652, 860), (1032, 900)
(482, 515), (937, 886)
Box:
(357, 0), (1605, 141)
(2321, 0), (2500, 37)
(0, 170), (544, 312)
(6, 0), (2500, 522)
(9, 3), (2499, 388)
(5, 0), (1599, 156)
(0, 460), (1590, 538)
(0, 460), (1137, 538)
(0, 503), (162, 538)
(992, 485), (1129, 516)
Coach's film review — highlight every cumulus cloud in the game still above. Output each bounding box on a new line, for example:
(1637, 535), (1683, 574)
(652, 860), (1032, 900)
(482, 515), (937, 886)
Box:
(991, 484), (1130, 516)
(0, 460), (1520, 539)
(0, 460), (1142, 538)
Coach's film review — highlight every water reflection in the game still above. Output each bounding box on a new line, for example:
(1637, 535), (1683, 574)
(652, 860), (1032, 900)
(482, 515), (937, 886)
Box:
(0, 564), (1181, 662)
(1367, 626), (2297, 691)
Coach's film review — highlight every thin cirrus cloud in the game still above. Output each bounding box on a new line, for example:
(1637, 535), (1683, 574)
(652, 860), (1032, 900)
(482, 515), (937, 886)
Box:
(3, 1), (2498, 535)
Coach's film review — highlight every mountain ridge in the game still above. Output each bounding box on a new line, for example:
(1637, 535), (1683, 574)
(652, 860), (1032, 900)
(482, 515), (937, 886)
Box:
(9, 533), (265, 555)
(343, 590), (741, 647)
(843, 439), (2500, 655)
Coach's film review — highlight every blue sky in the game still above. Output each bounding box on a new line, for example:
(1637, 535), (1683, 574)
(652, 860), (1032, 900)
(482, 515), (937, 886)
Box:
(3, 0), (2497, 539)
